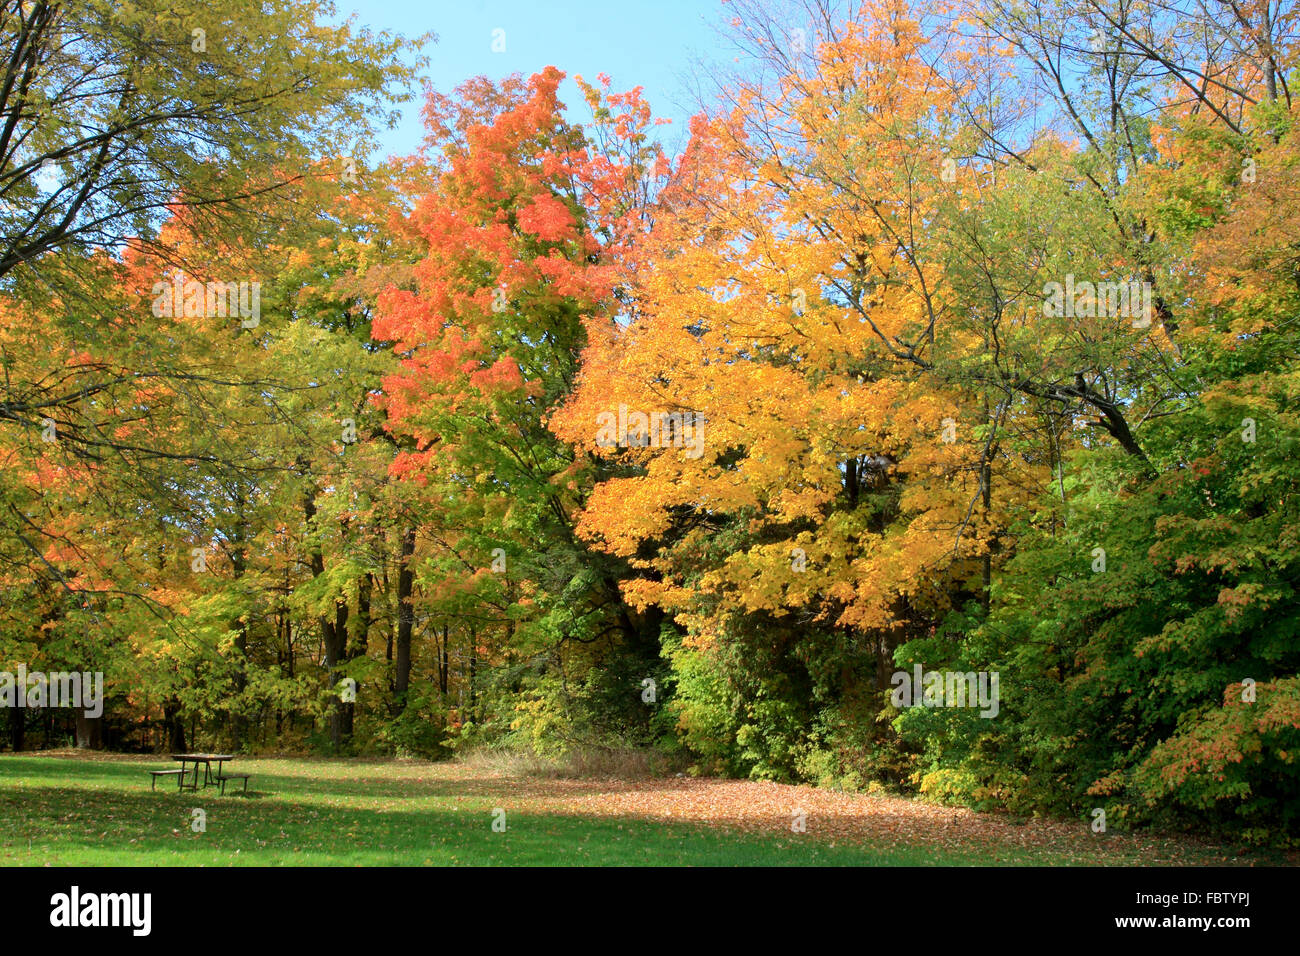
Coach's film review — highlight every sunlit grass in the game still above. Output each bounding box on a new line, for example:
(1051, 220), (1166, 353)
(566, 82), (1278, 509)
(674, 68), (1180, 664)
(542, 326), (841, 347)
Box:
(0, 753), (1272, 866)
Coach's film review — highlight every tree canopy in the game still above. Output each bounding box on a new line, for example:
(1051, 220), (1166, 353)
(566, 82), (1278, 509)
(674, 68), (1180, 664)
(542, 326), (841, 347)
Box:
(2, 0), (1298, 845)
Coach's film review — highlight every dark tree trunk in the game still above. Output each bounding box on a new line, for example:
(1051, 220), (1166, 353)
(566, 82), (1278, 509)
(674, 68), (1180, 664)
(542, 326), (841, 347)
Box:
(74, 712), (103, 749)
(303, 481), (350, 750)
(394, 526), (416, 710)
(163, 697), (186, 752)
(468, 627), (477, 715)
(845, 456), (859, 507)
(439, 624), (449, 697)
(323, 598), (349, 749)
(981, 395), (993, 613)
(340, 572), (373, 739)
(230, 509), (250, 750)
(8, 706), (23, 752)
(356, 573), (373, 658)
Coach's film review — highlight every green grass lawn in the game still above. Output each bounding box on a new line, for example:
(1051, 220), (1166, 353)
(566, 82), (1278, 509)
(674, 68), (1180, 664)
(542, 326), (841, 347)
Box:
(0, 753), (1277, 866)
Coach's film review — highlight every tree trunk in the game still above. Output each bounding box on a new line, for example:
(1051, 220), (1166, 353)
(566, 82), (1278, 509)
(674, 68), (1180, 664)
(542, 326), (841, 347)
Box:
(439, 624), (449, 697)
(303, 481), (350, 750)
(341, 571), (373, 739)
(468, 626), (477, 715)
(74, 712), (103, 749)
(230, 508), (250, 750)
(163, 697), (186, 752)
(7, 706), (23, 752)
(394, 525), (416, 710)
(981, 395), (993, 613)
(324, 598), (349, 749)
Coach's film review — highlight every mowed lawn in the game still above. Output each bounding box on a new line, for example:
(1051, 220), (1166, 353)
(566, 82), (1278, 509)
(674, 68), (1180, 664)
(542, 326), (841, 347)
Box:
(0, 752), (1281, 866)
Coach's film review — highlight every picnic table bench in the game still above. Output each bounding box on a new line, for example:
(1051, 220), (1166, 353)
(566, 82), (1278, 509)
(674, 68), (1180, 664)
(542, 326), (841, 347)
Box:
(149, 768), (187, 791)
(215, 772), (250, 795)
(147, 754), (250, 794)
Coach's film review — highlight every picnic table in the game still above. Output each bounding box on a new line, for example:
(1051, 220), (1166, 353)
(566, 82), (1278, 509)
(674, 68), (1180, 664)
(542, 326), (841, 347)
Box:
(171, 753), (235, 791)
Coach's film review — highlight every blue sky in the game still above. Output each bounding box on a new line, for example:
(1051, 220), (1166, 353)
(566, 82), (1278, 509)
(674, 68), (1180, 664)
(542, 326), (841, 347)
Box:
(336, 0), (734, 158)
